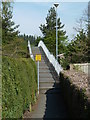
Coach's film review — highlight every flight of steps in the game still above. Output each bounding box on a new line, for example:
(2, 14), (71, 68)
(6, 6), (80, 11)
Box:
(32, 47), (55, 94)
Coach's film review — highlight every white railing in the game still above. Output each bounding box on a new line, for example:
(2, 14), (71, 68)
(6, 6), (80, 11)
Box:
(73, 63), (90, 74)
(28, 40), (34, 60)
(38, 40), (63, 75)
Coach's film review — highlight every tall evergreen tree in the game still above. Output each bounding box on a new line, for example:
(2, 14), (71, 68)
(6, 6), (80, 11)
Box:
(2, 2), (19, 44)
(67, 2), (90, 63)
(88, 1), (90, 61)
(88, 1), (90, 39)
(39, 7), (68, 56)
(66, 29), (88, 63)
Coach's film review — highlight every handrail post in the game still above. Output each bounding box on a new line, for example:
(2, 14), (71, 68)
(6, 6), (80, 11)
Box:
(37, 61), (39, 95)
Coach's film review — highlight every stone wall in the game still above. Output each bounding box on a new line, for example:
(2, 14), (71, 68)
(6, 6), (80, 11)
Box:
(60, 70), (90, 119)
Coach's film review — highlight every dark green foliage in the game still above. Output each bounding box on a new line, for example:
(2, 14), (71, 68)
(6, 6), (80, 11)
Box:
(2, 2), (19, 44)
(87, 11), (90, 61)
(65, 29), (88, 63)
(61, 29), (89, 69)
(28, 35), (35, 45)
(39, 7), (68, 56)
(60, 2), (90, 67)
(60, 58), (70, 70)
(35, 36), (42, 46)
(2, 2), (38, 118)
(2, 56), (37, 118)
(19, 34), (36, 45)
(2, 34), (37, 118)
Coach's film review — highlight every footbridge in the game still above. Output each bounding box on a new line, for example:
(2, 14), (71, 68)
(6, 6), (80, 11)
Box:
(27, 40), (68, 118)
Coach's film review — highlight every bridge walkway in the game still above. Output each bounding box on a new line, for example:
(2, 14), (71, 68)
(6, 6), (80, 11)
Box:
(24, 46), (68, 118)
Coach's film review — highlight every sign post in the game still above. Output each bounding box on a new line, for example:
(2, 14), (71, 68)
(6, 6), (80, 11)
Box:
(35, 54), (41, 95)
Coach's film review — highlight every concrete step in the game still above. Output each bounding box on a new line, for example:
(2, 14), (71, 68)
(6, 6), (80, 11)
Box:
(40, 73), (53, 78)
(40, 87), (55, 94)
(39, 69), (51, 73)
(39, 87), (61, 94)
(36, 63), (48, 67)
(33, 52), (44, 55)
(39, 78), (55, 82)
(32, 47), (41, 55)
(39, 66), (49, 69)
(40, 64), (48, 66)
(32, 52), (40, 54)
(40, 82), (54, 88)
(40, 59), (46, 62)
(33, 52), (41, 54)
(40, 61), (46, 63)
(32, 47), (39, 50)
(32, 49), (40, 51)
(40, 86), (61, 94)
(39, 62), (47, 65)
(40, 80), (55, 83)
(39, 69), (56, 73)
(35, 61), (46, 64)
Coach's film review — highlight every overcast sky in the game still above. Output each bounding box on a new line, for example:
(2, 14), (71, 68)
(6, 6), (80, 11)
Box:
(12, 2), (88, 41)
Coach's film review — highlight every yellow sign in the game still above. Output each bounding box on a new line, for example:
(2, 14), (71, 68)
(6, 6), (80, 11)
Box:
(35, 54), (41, 61)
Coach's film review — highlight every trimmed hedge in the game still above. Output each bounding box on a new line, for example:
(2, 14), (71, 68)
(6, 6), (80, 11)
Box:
(60, 72), (90, 119)
(2, 56), (37, 118)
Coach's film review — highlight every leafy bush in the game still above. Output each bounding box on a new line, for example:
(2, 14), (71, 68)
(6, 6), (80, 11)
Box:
(73, 65), (79, 71)
(60, 58), (70, 70)
(2, 56), (37, 118)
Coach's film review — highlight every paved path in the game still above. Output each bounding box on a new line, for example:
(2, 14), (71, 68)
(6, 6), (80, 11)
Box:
(24, 47), (68, 119)
(30, 90), (67, 119)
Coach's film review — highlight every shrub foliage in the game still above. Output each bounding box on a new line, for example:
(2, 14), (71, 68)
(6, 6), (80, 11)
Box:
(2, 56), (37, 118)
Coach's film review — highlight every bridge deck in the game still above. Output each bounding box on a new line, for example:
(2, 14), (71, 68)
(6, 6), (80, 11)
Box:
(23, 46), (68, 118)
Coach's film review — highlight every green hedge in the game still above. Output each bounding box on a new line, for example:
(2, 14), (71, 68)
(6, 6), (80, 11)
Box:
(60, 72), (90, 119)
(2, 56), (37, 118)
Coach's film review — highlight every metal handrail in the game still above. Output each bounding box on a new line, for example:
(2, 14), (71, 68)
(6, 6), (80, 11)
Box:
(38, 40), (63, 75)
(28, 40), (34, 60)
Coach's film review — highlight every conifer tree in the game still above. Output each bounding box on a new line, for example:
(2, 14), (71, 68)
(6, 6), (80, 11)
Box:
(2, 2), (19, 44)
(66, 29), (88, 63)
(40, 7), (68, 56)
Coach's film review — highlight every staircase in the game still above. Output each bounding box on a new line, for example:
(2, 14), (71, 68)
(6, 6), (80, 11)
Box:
(25, 45), (68, 118)
(32, 47), (58, 94)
